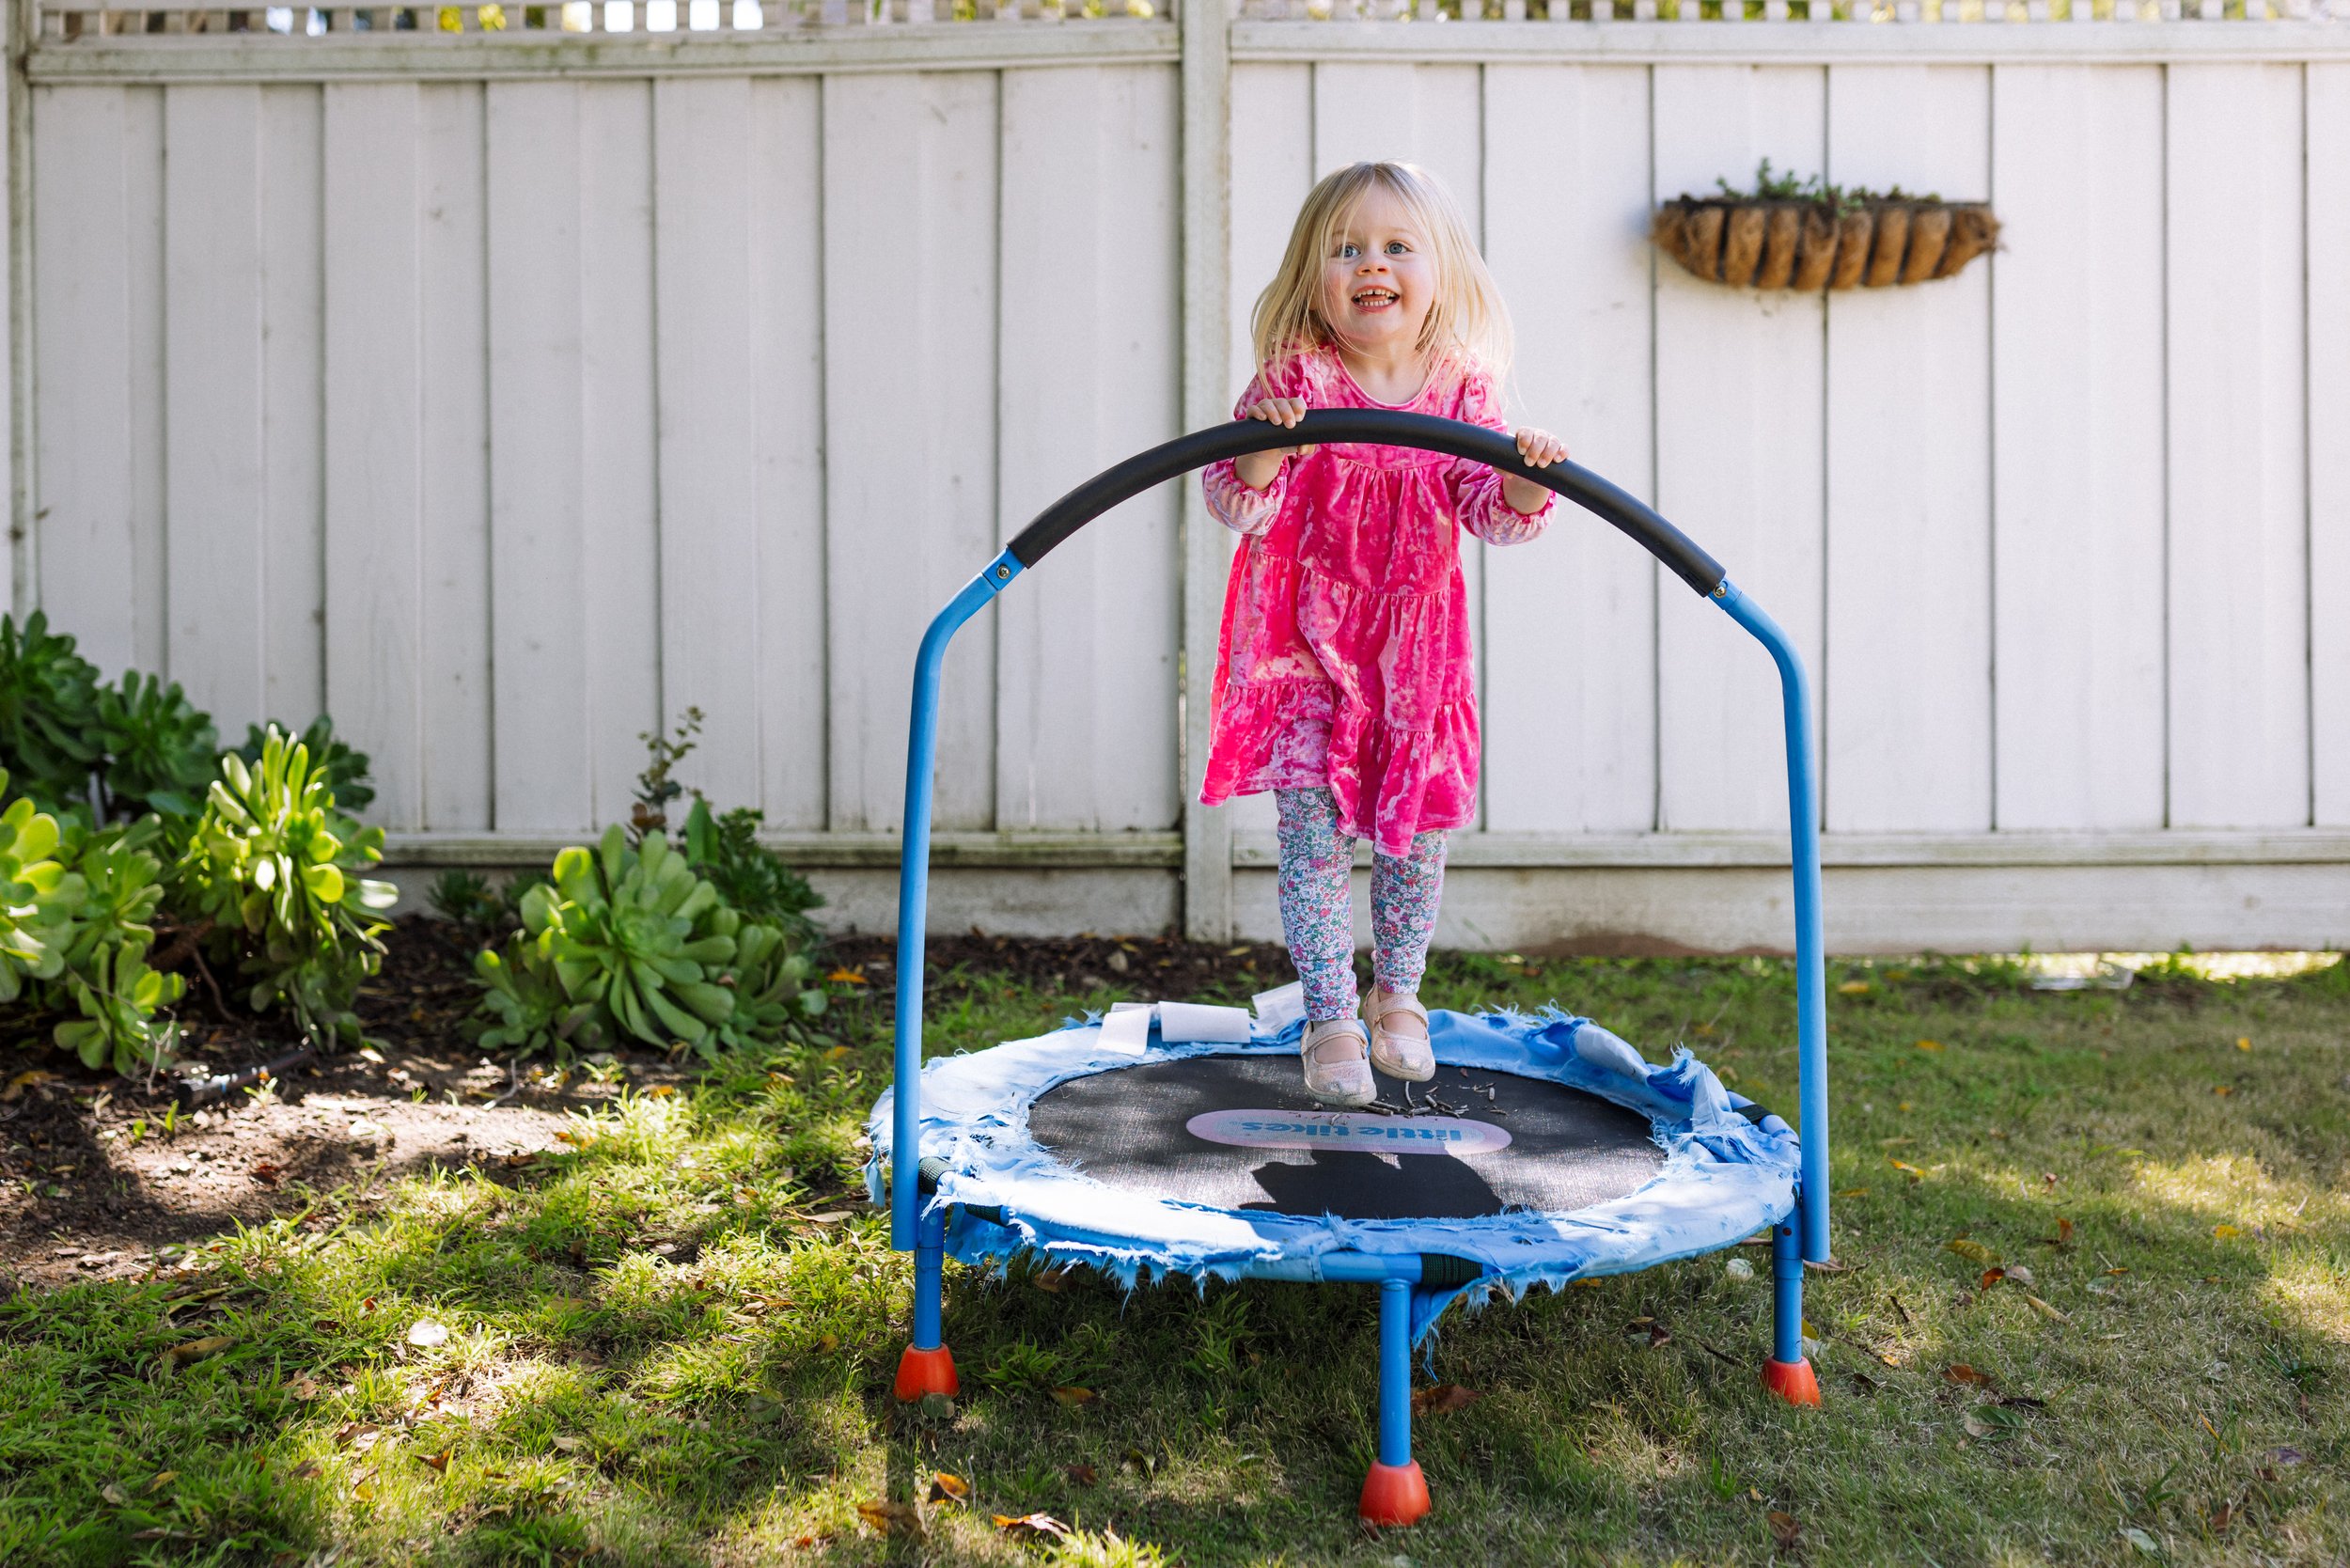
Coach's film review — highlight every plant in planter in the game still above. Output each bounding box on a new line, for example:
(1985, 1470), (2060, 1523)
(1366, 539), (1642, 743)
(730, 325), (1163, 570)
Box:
(1653, 159), (1999, 291)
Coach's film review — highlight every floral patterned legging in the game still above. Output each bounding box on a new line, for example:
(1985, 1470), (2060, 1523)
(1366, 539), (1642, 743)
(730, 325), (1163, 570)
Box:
(1274, 787), (1449, 1023)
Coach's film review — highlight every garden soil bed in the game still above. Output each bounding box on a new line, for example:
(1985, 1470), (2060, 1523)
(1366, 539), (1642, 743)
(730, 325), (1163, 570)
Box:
(2, 923), (1290, 1294)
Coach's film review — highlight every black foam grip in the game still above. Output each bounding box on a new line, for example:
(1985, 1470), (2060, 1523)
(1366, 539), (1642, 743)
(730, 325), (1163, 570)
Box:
(1004, 409), (1726, 598)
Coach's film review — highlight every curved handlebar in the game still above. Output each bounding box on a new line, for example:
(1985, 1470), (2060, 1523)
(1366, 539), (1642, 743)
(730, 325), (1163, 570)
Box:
(1005, 409), (1727, 599)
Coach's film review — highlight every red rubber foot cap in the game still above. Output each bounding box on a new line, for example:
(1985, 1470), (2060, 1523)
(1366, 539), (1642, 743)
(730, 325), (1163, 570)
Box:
(1359, 1460), (1432, 1527)
(893, 1344), (959, 1403)
(1761, 1357), (1822, 1406)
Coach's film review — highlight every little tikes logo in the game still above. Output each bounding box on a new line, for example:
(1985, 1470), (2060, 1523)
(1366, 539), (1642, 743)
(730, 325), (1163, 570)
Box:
(1184, 1109), (1512, 1154)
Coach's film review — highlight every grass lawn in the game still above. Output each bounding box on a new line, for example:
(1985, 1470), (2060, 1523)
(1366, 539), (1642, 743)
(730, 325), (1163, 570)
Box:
(2, 947), (2345, 1566)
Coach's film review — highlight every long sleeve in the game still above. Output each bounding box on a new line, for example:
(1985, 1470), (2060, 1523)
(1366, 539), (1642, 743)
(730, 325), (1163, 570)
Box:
(1201, 368), (1300, 537)
(1203, 452), (1290, 537)
(1447, 368), (1554, 546)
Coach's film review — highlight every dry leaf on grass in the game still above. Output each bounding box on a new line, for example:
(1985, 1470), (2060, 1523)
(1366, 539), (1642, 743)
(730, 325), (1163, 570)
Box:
(1979, 1268), (2007, 1291)
(827, 969), (870, 986)
(1946, 1238), (1998, 1266)
(994, 1513), (1072, 1542)
(163, 1336), (234, 1369)
(856, 1500), (924, 1539)
(1065, 1464), (1099, 1487)
(1942, 1364), (1994, 1388)
(1914, 1039), (1944, 1052)
(1767, 1509), (1802, 1551)
(1050, 1386), (1098, 1408)
(417, 1450), (451, 1475)
(1412, 1384), (1484, 1415)
(101, 1482), (130, 1506)
(2024, 1294), (2068, 1322)
(927, 1472), (969, 1503)
(406, 1320), (449, 1348)
(1888, 1159), (1925, 1182)
(146, 1471), (178, 1492)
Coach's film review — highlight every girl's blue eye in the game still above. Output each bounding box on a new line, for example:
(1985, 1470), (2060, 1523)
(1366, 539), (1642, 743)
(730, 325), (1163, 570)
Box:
(1338, 243), (1359, 259)
(1386, 241), (1409, 255)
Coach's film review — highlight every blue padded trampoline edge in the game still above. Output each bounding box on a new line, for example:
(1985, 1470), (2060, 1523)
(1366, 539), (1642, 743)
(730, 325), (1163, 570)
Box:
(865, 1010), (1800, 1343)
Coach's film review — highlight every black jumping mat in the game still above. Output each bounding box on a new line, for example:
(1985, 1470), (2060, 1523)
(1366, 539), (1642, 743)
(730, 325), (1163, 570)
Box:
(1026, 1054), (1665, 1221)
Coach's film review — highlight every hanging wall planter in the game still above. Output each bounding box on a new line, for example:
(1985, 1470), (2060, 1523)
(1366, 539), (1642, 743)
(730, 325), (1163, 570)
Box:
(1653, 165), (1999, 290)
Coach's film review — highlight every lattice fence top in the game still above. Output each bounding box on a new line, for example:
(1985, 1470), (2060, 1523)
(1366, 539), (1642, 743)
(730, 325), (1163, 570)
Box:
(31, 0), (2344, 39)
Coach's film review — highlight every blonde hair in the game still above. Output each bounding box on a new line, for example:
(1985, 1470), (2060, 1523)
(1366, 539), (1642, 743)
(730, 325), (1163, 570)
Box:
(1249, 161), (1512, 390)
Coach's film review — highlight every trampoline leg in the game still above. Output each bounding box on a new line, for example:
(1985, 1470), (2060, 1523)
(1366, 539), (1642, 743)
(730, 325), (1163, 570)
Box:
(1359, 1278), (1432, 1526)
(894, 1206), (958, 1402)
(1760, 1216), (1821, 1407)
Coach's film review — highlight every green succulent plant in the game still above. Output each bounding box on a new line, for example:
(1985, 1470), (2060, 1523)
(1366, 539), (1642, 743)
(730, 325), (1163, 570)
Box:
(176, 726), (396, 1050)
(471, 824), (831, 1062)
(46, 817), (183, 1073)
(0, 774), (69, 1002)
(88, 669), (219, 822)
(233, 715), (374, 815)
(0, 613), (102, 814)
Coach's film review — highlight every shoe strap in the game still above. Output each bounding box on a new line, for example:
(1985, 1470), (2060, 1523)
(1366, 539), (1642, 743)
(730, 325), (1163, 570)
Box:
(1303, 1020), (1368, 1064)
(1369, 989), (1429, 1027)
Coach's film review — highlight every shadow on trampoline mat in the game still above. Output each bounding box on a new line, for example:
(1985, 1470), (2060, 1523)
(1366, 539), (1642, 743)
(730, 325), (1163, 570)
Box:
(1026, 1054), (1665, 1222)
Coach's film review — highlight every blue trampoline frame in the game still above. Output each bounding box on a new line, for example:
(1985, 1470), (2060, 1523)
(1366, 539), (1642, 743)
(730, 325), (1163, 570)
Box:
(880, 411), (1830, 1522)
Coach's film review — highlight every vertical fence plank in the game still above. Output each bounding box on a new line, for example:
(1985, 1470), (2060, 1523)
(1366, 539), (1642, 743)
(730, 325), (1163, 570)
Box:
(1990, 65), (2165, 832)
(578, 84), (664, 832)
(1653, 64), (1825, 835)
(1308, 61), (1482, 238)
(484, 82), (590, 836)
(2311, 63), (2350, 827)
(1220, 62), (1313, 845)
(323, 83), (424, 830)
(748, 77), (829, 833)
(30, 86), (161, 680)
(2167, 62), (2308, 829)
(1823, 64), (1993, 835)
(1481, 63), (1657, 836)
(654, 76), (764, 813)
(164, 85), (268, 733)
(822, 71), (1000, 834)
(995, 64), (1182, 833)
(258, 86), (325, 736)
(415, 85), (492, 832)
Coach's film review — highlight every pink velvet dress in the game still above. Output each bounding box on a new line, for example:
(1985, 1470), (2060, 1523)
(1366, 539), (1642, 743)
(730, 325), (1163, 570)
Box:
(1199, 347), (1554, 858)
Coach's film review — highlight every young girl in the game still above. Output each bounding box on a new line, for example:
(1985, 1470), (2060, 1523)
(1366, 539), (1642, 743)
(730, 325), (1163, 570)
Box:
(1201, 161), (1566, 1107)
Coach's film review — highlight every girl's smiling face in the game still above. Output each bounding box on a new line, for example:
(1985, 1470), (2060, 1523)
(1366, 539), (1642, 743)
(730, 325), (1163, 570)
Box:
(1318, 184), (1435, 362)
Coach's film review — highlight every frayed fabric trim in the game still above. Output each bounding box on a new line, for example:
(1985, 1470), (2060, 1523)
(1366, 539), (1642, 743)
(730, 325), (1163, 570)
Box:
(866, 1008), (1800, 1346)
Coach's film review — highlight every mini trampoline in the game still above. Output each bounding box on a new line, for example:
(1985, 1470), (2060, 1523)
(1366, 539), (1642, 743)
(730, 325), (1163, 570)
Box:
(867, 411), (1831, 1527)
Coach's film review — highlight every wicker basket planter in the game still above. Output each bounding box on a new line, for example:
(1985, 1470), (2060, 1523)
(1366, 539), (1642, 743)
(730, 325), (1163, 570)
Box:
(1653, 197), (1999, 290)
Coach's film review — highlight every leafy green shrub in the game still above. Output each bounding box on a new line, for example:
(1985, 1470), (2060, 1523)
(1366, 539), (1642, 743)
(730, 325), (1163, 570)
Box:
(0, 612), (102, 814)
(233, 715), (373, 815)
(86, 670), (219, 821)
(175, 727), (395, 1050)
(428, 869), (501, 929)
(472, 824), (822, 1062)
(680, 799), (823, 945)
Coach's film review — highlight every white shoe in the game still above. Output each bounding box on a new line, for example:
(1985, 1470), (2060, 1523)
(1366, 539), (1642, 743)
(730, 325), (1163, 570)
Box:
(1364, 987), (1434, 1082)
(1301, 1019), (1376, 1106)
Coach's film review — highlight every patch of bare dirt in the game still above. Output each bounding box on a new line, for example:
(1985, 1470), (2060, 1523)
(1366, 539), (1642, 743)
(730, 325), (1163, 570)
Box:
(0, 917), (695, 1294)
(1, 922), (1299, 1294)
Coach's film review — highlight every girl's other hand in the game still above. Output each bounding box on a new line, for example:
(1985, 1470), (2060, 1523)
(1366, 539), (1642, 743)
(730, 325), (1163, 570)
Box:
(1513, 426), (1569, 470)
(1234, 398), (1312, 490)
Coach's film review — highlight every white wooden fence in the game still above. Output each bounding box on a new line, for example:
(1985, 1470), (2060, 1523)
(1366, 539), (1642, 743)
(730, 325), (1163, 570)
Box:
(10, 0), (2349, 950)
